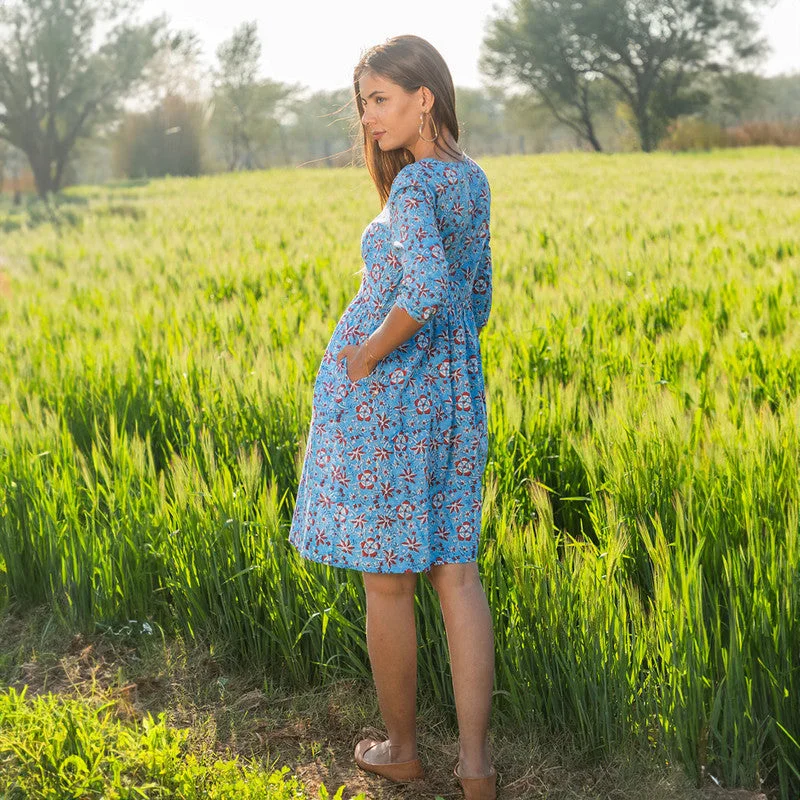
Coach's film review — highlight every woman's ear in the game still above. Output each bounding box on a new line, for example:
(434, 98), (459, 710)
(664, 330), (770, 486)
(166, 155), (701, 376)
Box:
(420, 86), (435, 114)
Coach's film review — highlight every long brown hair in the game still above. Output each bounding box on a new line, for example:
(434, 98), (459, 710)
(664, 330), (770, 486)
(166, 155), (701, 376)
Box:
(353, 35), (462, 206)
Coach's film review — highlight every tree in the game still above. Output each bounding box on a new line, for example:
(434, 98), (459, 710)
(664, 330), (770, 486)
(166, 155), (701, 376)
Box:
(113, 93), (206, 178)
(0, 0), (164, 197)
(127, 28), (210, 111)
(111, 28), (212, 180)
(278, 87), (352, 167)
(454, 87), (506, 154)
(481, 0), (607, 151)
(211, 21), (288, 170)
(481, 0), (777, 152)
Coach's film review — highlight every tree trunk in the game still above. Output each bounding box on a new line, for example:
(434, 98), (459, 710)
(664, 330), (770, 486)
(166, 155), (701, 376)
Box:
(586, 124), (603, 152)
(540, 89), (603, 154)
(636, 104), (654, 152)
(29, 154), (54, 199)
(277, 124), (290, 165)
(579, 85), (603, 152)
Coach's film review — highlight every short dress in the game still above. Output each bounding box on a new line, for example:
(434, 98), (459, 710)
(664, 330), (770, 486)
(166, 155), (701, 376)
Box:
(288, 154), (493, 573)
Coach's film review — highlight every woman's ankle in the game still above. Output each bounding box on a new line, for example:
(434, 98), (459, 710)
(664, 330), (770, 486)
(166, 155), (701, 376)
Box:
(385, 738), (418, 761)
(458, 743), (493, 776)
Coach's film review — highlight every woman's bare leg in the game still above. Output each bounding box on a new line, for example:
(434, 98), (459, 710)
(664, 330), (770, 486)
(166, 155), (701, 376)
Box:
(427, 561), (495, 777)
(361, 571), (419, 764)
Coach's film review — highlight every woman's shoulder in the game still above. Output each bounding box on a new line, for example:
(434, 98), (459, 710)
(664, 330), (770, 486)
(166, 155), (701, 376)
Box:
(390, 154), (486, 197)
(390, 160), (427, 193)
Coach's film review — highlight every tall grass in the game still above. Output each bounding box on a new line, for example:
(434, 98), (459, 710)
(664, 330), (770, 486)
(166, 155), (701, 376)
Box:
(0, 149), (799, 797)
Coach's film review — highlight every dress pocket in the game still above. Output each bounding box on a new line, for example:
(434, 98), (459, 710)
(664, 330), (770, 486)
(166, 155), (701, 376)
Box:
(335, 351), (387, 416)
(311, 342), (387, 421)
(337, 353), (371, 393)
(311, 352), (350, 412)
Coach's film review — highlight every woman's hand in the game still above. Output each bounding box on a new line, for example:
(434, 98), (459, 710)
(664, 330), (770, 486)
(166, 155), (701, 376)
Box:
(337, 342), (376, 384)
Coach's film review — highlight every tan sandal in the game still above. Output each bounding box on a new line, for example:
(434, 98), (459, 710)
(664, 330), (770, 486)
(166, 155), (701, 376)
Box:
(454, 760), (497, 800)
(354, 737), (425, 782)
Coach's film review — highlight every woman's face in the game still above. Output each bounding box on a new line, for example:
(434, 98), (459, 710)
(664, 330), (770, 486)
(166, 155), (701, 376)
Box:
(358, 71), (429, 154)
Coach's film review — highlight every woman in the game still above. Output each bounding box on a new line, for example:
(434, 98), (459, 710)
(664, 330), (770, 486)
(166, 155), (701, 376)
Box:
(288, 34), (496, 800)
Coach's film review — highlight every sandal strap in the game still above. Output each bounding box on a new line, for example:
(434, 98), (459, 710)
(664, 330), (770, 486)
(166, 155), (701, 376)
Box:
(355, 738), (425, 781)
(455, 762), (496, 781)
(454, 762), (497, 799)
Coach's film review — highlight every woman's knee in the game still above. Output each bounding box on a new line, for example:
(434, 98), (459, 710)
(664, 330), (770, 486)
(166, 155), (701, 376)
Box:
(425, 561), (481, 596)
(362, 571), (417, 598)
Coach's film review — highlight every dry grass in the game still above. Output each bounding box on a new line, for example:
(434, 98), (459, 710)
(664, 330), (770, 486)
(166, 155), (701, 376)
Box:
(0, 603), (767, 800)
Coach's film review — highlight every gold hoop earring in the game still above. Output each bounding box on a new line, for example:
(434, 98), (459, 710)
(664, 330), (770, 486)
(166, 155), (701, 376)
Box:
(418, 111), (439, 143)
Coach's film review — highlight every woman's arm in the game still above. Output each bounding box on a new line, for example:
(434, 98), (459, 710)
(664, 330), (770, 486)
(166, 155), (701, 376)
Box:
(365, 304), (424, 364)
(340, 304), (423, 381)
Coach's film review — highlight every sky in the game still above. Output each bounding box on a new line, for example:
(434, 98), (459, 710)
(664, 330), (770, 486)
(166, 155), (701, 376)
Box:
(137, 0), (800, 93)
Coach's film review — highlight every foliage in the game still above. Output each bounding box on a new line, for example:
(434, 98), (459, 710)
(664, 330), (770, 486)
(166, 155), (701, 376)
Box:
(481, 0), (608, 151)
(661, 117), (800, 150)
(660, 118), (729, 151)
(0, 686), (362, 799)
(112, 93), (208, 178)
(725, 120), (800, 146)
(130, 28), (209, 111)
(481, 0), (776, 152)
(209, 21), (289, 171)
(0, 0), (164, 196)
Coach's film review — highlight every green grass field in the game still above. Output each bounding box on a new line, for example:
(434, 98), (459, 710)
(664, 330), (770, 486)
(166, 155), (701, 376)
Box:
(0, 148), (799, 799)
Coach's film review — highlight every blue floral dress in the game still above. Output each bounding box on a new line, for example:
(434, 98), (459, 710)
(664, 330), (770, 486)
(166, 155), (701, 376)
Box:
(289, 154), (492, 573)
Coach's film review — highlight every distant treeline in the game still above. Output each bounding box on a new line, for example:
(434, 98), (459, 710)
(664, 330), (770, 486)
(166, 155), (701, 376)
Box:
(3, 69), (797, 196)
(65, 70), (800, 188)
(1, 1), (799, 196)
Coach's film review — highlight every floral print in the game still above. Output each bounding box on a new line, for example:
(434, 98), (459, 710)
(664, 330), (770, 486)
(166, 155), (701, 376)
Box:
(289, 155), (492, 573)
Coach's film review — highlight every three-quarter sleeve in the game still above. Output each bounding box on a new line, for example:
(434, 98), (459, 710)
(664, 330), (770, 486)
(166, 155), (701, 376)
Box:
(471, 227), (492, 332)
(389, 170), (449, 325)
